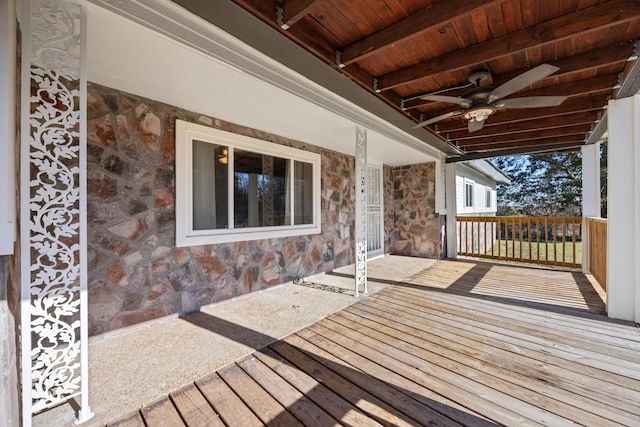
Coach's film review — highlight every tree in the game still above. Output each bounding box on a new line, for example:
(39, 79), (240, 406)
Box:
(493, 140), (608, 217)
(600, 138), (608, 218)
(493, 151), (582, 216)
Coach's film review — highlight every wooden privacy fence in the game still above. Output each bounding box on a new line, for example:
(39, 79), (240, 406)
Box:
(457, 216), (582, 269)
(587, 217), (607, 290)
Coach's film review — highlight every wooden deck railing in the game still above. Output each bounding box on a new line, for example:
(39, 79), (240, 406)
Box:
(587, 217), (607, 290)
(457, 216), (582, 269)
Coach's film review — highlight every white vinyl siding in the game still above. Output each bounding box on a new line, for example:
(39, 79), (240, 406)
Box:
(455, 164), (499, 215)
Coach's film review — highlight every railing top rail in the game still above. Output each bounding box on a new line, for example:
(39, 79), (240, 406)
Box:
(586, 217), (608, 223)
(457, 216), (582, 221)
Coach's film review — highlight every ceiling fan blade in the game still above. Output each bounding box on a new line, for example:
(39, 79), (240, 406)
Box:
(468, 118), (485, 133)
(488, 64), (560, 102)
(412, 110), (464, 129)
(420, 95), (472, 107)
(494, 96), (567, 109)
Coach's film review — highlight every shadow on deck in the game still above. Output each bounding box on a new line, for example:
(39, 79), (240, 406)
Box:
(107, 260), (640, 426)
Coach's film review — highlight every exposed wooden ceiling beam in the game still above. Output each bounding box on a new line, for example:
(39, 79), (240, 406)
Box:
(378, 0), (640, 91)
(446, 142), (586, 162)
(445, 111), (599, 140)
(278, 0), (325, 29)
(403, 43), (633, 110)
(231, 0), (415, 122)
(433, 95), (608, 133)
(338, 0), (502, 67)
(458, 135), (587, 152)
(454, 124), (591, 146)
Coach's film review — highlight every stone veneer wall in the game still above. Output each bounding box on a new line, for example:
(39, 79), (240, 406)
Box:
(392, 162), (440, 258)
(86, 83), (360, 336)
(383, 165), (394, 254)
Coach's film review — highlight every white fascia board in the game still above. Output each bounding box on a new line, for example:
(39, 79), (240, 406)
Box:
(86, 0), (443, 162)
(0, 0), (16, 255)
(464, 159), (512, 185)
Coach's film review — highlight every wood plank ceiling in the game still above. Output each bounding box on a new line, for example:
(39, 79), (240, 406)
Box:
(230, 0), (640, 161)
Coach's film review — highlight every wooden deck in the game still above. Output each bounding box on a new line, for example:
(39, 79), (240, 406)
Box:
(107, 261), (640, 427)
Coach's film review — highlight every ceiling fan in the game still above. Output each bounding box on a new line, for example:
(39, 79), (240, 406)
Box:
(412, 64), (567, 132)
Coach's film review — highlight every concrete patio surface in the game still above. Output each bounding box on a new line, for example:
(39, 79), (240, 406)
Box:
(33, 255), (435, 427)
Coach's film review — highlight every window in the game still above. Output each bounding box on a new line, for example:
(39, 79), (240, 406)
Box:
(464, 181), (474, 208)
(486, 188), (492, 208)
(176, 120), (321, 246)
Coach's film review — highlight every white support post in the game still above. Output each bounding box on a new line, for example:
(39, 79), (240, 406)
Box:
(445, 163), (458, 259)
(0, 0), (16, 255)
(581, 142), (601, 273)
(20, 0), (93, 424)
(607, 96), (640, 322)
(355, 128), (367, 296)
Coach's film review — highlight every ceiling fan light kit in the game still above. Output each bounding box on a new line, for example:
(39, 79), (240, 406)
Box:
(462, 106), (495, 122)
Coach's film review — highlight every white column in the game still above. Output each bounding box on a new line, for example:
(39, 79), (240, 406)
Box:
(445, 163), (458, 259)
(607, 96), (640, 322)
(20, 0), (93, 424)
(581, 142), (601, 273)
(0, 0), (16, 255)
(355, 128), (367, 296)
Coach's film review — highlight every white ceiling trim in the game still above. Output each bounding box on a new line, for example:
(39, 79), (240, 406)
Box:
(86, 0), (443, 162)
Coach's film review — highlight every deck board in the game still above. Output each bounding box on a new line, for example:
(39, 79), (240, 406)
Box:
(169, 384), (223, 427)
(195, 373), (263, 427)
(107, 260), (640, 427)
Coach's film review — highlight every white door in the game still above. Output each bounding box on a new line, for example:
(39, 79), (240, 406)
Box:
(367, 165), (384, 259)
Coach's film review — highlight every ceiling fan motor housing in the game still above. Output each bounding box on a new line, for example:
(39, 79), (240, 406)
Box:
(468, 69), (491, 86)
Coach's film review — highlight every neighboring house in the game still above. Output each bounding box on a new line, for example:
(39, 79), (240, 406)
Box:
(455, 160), (511, 216)
(454, 160), (511, 256)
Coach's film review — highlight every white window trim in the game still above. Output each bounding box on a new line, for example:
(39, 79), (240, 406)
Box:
(464, 179), (474, 209)
(486, 188), (493, 209)
(176, 120), (321, 247)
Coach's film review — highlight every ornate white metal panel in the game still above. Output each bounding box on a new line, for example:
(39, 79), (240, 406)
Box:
(20, 0), (92, 423)
(355, 128), (367, 295)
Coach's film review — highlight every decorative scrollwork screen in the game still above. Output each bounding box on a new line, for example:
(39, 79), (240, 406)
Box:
(355, 127), (367, 295)
(20, 0), (92, 423)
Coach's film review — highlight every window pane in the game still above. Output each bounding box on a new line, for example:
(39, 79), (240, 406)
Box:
(294, 160), (314, 225)
(192, 140), (228, 230)
(234, 149), (288, 228)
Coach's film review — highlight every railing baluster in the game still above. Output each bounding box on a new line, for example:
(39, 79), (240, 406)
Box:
(519, 217), (523, 262)
(497, 217), (502, 260)
(471, 217), (476, 256)
(511, 217), (515, 261)
(454, 216), (583, 269)
(536, 221), (540, 261)
(571, 222), (578, 267)
(562, 219), (567, 267)
(527, 217), (532, 261)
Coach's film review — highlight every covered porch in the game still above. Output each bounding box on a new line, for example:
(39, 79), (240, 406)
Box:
(34, 257), (634, 427)
(3, 1), (640, 425)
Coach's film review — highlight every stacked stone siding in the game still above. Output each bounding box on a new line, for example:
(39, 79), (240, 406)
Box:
(392, 163), (440, 258)
(86, 84), (357, 336)
(383, 165), (394, 254)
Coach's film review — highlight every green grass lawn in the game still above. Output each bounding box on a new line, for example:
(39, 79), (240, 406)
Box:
(482, 239), (582, 266)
